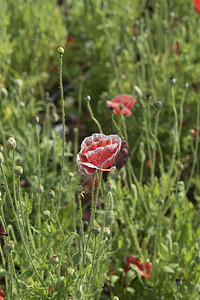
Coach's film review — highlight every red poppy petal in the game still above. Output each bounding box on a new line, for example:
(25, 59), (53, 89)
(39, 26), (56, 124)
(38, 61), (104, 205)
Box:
(80, 162), (116, 173)
(194, 0), (200, 13)
(122, 107), (132, 116)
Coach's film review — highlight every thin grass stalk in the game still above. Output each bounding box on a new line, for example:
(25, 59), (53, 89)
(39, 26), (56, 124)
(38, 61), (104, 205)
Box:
(78, 195), (84, 267)
(86, 99), (103, 134)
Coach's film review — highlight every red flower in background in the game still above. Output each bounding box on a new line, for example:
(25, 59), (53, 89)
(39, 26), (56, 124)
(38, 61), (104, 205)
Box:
(0, 226), (8, 237)
(0, 289), (4, 300)
(124, 255), (151, 278)
(107, 94), (136, 116)
(77, 133), (122, 175)
(194, 0), (200, 13)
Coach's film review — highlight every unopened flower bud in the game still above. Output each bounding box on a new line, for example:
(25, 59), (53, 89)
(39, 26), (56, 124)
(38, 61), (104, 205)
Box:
(1, 88), (8, 99)
(14, 166), (23, 177)
(103, 227), (111, 237)
(113, 297), (119, 300)
(49, 254), (59, 264)
(176, 162), (183, 171)
(155, 101), (163, 109)
(183, 82), (189, 89)
(5, 241), (14, 253)
(72, 251), (82, 265)
(48, 189), (55, 198)
(6, 137), (17, 150)
(19, 102), (25, 109)
(105, 210), (114, 226)
(84, 94), (91, 102)
(92, 224), (101, 236)
(119, 104), (124, 110)
(43, 210), (51, 219)
(57, 47), (64, 55)
(169, 77), (176, 85)
(134, 86), (143, 98)
(36, 185), (44, 193)
(14, 79), (23, 88)
(32, 115), (39, 124)
(0, 153), (3, 165)
(156, 198), (164, 205)
(175, 278), (182, 287)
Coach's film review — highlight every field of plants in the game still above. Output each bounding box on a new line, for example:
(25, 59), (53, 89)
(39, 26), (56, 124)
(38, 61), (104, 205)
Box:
(0, 0), (200, 299)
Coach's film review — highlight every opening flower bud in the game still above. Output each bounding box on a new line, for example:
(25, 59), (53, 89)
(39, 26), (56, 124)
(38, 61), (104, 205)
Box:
(48, 189), (55, 198)
(43, 210), (51, 219)
(57, 47), (64, 55)
(5, 241), (14, 253)
(113, 297), (119, 300)
(14, 166), (23, 177)
(92, 224), (101, 236)
(32, 115), (39, 124)
(103, 227), (111, 237)
(49, 254), (59, 265)
(36, 185), (44, 193)
(155, 101), (163, 109)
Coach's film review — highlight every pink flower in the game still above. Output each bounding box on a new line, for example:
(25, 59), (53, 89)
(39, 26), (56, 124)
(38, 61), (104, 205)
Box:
(77, 133), (122, 175)
(194, 0), (200, 13)
(107, 94), (136, 116)
(124, 255), (151, 278)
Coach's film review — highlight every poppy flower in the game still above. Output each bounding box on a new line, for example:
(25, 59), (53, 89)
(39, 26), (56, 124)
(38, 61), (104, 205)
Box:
(77, 133), (122, 175)
(194, 0), (200, 13)
(124, 255), (151, 278)
(106, 94), (136, 116)
(0, 289), (4, 300)
(113, 138), (131, 169)
(0, 226), (8, 237)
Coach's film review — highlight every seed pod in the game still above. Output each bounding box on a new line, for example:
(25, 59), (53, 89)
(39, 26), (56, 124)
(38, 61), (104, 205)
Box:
(32, 115), (39, 124)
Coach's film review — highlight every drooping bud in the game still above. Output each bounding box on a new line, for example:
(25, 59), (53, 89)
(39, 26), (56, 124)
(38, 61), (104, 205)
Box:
(105, 210), (114, 226)
(72, 251), (82, 265)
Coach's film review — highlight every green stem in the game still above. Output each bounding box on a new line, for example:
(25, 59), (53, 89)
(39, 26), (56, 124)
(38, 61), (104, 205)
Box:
(0, 164), (46, 288)
(87, 100), (103, 134)
(78, 195), (84, 266)
(57, 51), (65, 212)
(35, 124), (41, 186)
(83, 172), (102, 265)
(0, 244), (8, 295)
